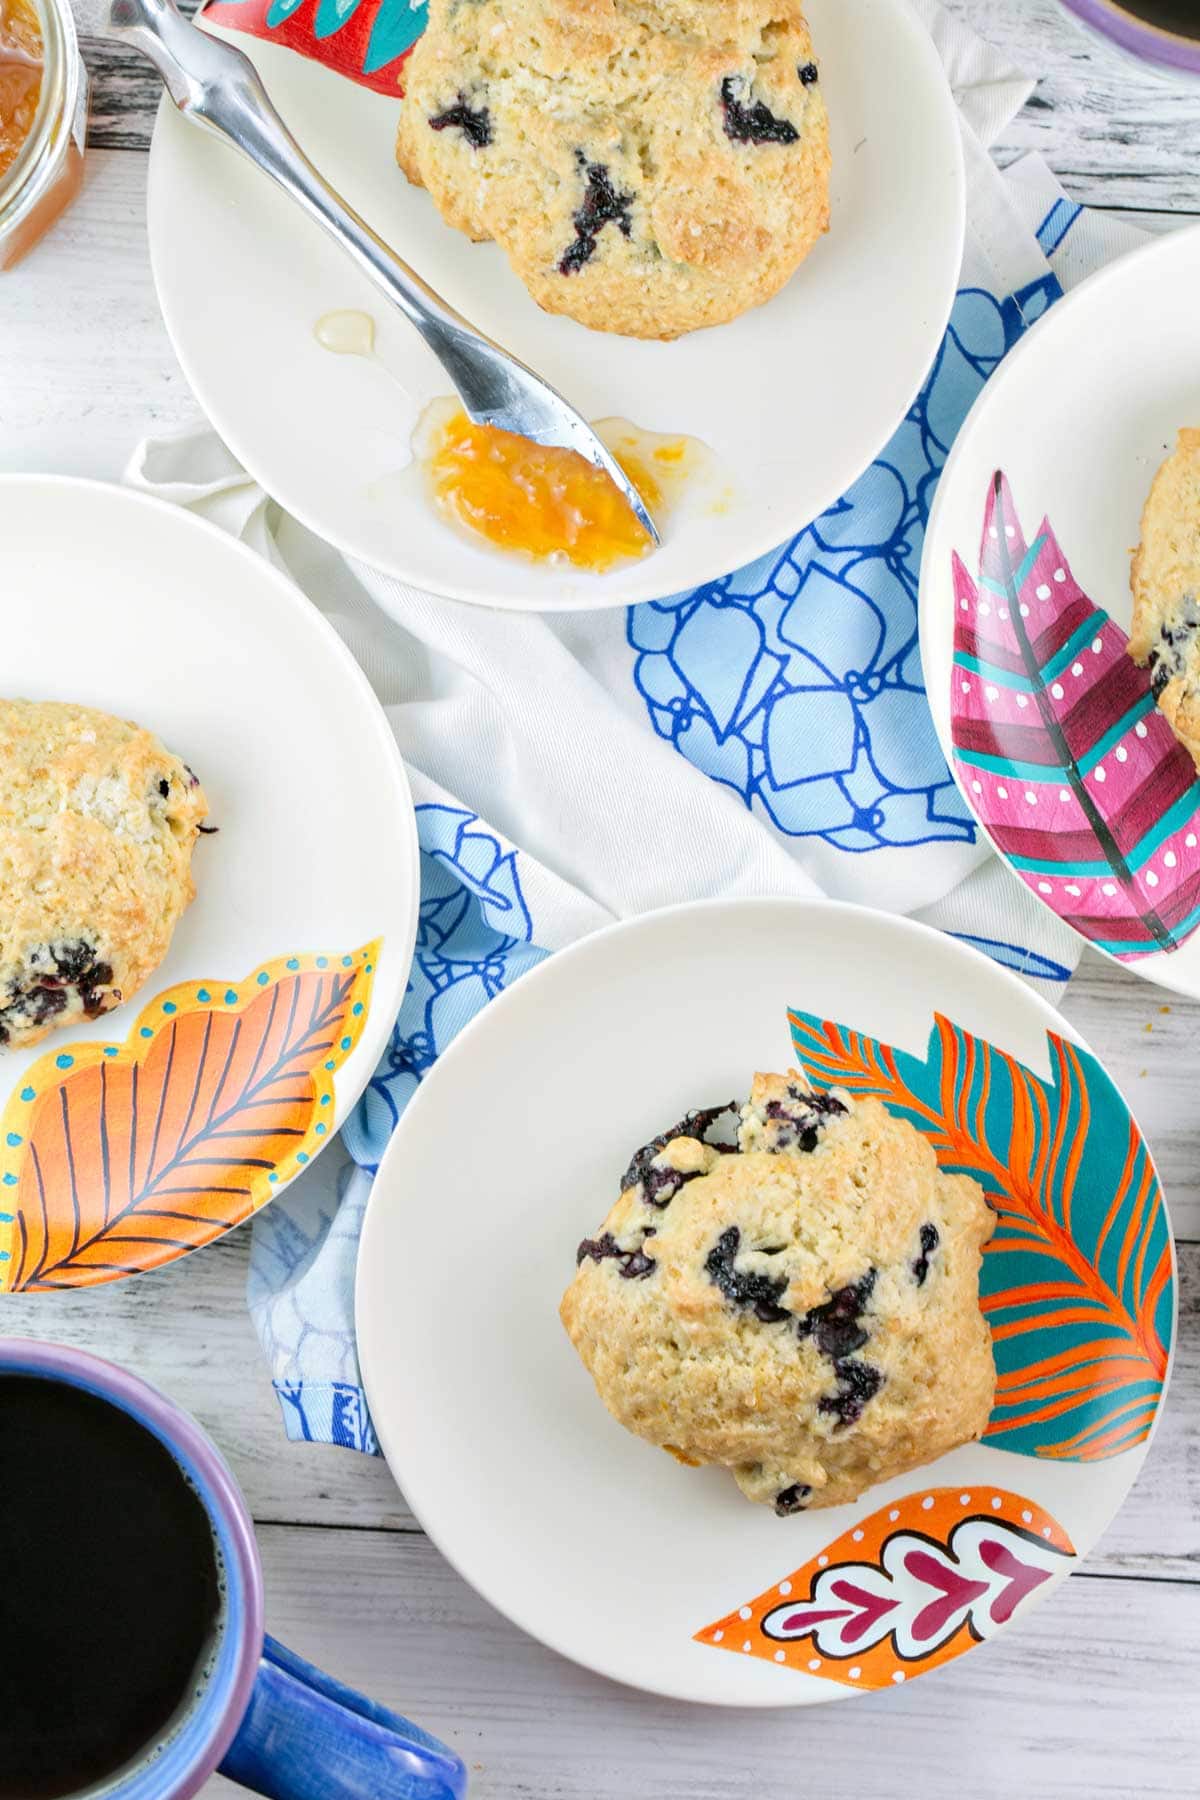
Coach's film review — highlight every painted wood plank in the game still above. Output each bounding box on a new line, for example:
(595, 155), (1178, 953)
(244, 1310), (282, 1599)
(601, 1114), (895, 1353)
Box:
(1061, 951), (1200, 1240)
(196, 1523), (1197, 1798)
(946, 0), (1200, 214)
(0, 149), (204, 477)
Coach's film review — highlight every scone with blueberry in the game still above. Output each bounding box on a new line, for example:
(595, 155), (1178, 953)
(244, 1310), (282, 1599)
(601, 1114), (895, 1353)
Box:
(0, 700), (208, 1049)
(1130, 428), (1200, 768)
(560, 1072), (996, 1514)
(396, 0), (831, 340)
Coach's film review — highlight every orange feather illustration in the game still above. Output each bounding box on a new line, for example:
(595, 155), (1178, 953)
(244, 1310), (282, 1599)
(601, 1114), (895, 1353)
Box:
(787, 1010), (1173, 1462)
(0, 944), (380, 1292)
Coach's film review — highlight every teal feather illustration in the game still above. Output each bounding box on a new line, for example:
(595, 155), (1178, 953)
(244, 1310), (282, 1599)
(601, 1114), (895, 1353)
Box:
(788, 1008), (1173, 1461)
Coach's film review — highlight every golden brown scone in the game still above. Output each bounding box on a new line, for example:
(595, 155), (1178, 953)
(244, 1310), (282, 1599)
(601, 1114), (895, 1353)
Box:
(0, 700), (208, 1050)
(561, 1072), (996, 1514)
(1129, 428), (1200, 768)
(396, 0), (831, 340)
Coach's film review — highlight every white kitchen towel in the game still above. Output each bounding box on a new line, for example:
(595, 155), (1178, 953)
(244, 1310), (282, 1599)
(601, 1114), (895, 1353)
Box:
(127, 4), (1141, 1451)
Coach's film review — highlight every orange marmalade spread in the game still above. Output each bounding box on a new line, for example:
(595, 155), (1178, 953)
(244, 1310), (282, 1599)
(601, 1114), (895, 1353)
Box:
(0, 0), (41, 184)
(416, 401), (707, 571)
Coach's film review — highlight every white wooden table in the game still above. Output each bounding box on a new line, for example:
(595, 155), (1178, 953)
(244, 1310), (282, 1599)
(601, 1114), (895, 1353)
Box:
(4, 2), (1198, 1793)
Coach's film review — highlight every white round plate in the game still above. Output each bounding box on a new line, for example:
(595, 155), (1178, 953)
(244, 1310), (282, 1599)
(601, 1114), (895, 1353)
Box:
(147, 0), (964, 612)
(0, 477), (417, 1293)
(357, 898), (1173, 1705)
(921, 226), (1200, 998)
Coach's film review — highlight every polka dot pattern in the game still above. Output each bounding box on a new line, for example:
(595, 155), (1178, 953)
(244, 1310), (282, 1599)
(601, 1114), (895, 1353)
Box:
(950, 478), (1200, 963)
(698, 1486), (1076, 1692)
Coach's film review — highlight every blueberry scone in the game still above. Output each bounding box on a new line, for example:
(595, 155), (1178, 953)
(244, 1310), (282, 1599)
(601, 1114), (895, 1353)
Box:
(560, 1072), (996, 1514)
(1130, 429), (1200, 768)
(0, 701), (209, 1050)
(395, 0), (831, 340)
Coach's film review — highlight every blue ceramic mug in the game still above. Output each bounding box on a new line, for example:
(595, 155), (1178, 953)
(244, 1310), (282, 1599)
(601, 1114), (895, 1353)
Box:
(0, 1339), (467, 1800)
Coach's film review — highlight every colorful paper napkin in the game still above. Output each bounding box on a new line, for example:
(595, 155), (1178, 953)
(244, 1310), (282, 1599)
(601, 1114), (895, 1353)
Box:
(128, 3), (1143, 1449)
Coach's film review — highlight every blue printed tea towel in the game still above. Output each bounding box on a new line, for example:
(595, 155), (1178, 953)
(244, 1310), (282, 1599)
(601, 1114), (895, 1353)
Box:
(127, 2), (1142, 1450)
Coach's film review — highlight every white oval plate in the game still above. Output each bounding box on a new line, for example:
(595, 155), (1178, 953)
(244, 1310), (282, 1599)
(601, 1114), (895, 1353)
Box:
(147, 0), (964, 612)
(0, 477), (417, 1292)
(921, 226), (1200, 998)
(356, 898), (1173, 1705)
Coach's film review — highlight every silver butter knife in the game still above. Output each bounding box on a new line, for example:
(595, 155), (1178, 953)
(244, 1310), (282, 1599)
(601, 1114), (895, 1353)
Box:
(109, 0), (660, 545)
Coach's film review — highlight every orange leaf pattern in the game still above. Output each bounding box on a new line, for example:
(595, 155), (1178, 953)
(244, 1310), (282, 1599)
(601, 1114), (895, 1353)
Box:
(0, 944), (380, 1292)
(787, 1010), (1173, 1461)
(696, 1486), (1075, 1690)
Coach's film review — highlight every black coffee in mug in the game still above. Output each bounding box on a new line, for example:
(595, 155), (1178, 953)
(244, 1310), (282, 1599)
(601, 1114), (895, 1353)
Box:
(1115, 2), (1200, 36)
(0, 1375), (220, 1799)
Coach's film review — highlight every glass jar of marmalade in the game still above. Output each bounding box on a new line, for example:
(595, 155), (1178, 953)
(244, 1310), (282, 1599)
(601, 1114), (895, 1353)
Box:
(0, 0), (88, 271)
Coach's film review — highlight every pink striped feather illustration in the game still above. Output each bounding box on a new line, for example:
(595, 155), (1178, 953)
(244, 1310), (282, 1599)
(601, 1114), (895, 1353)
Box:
(950, 472), (1200, 961)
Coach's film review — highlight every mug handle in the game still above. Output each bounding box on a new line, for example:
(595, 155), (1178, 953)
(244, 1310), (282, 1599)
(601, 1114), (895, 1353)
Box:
(218, 1635), (468, 1800)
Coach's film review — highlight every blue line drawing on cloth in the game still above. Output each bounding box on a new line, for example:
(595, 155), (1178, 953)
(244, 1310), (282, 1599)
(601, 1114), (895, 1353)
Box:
(345, 803), (549, 1170)
(249, 804), (547, 1449)
(627, 277), (1062, 854)
(248, 1152), (380, 1445)
(1037, 198), (1083, 258)
(275, 1379), (380, 1453)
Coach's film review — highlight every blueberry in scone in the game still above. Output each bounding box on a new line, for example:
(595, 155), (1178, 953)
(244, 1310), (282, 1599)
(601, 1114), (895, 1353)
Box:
(560, 1071), (996, 1513)
(395, 0), (832, 340)
(0, 700), (209, 1050)
(1129, 429), (1200, 768)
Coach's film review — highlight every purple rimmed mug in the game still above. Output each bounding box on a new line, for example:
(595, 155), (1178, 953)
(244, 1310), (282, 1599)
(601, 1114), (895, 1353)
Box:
(0, 1339), (467, 1800)
(1057, 1), (1200, 79)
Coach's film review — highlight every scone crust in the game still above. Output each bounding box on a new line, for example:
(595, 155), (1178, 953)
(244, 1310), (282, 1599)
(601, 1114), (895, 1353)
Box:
(1129, 427), (1200, 767)
(561, 1073), (996, 1512)
(0, 700), (208, 1050)
(396, 0), (831, 339)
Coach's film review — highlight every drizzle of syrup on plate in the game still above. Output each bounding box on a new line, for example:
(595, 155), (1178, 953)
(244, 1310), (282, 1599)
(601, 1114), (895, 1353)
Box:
(414, 398), (709, 571)
(314, 309), (377, 359)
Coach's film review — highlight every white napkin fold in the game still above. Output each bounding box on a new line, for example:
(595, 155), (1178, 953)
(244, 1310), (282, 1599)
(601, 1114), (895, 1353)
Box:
(126, 4), (1143, 1450)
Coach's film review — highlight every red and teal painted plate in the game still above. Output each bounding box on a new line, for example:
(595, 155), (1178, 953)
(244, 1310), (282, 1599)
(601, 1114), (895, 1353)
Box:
(357, 898), (1174, 1706)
